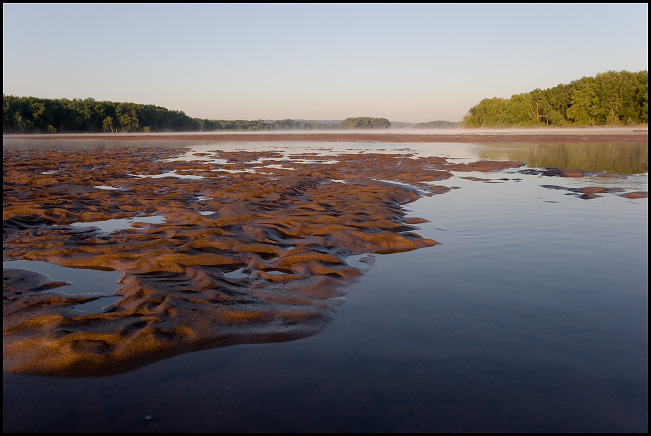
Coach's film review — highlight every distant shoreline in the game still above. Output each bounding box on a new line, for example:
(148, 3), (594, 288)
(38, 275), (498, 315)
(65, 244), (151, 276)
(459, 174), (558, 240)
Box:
(3, 127), (648, 144)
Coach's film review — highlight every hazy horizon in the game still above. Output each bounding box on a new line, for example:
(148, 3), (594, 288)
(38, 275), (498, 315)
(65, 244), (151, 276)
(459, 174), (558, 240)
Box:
(3, 4), (648, 124)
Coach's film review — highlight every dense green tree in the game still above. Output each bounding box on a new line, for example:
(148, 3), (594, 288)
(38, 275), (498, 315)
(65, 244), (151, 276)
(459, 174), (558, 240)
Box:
(462, 70), (648, 127)
(102, 116), (115, 132)
(2, 95), (202, 134)
(462, 98), (511, 127)
(636, 70), (648, 123)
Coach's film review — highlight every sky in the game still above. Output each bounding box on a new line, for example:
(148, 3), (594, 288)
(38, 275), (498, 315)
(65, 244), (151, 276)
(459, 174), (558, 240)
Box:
(3, 3), (648, 123)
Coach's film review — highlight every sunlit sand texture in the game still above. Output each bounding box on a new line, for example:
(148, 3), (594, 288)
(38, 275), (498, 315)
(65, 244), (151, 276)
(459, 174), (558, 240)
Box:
(2, 141), (581, 376)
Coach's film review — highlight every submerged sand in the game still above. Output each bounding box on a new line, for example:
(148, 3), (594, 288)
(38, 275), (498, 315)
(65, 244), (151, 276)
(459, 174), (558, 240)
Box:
(3, 131), (647, 376)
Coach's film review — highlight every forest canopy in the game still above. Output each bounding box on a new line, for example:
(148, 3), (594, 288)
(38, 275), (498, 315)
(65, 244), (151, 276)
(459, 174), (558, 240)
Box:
(462, 70), (648, 127)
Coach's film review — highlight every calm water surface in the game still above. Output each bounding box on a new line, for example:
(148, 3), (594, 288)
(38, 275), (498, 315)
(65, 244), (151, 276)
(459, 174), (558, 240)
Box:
(3, 140), (647, 433)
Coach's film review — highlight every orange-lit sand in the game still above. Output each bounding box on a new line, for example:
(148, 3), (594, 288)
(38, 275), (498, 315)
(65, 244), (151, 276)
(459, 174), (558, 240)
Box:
(3, 137), (646, 376)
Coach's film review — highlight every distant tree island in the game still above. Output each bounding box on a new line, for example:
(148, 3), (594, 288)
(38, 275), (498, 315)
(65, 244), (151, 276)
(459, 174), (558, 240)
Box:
(339, 117), (391, 129)
(462, 70), (648, 127)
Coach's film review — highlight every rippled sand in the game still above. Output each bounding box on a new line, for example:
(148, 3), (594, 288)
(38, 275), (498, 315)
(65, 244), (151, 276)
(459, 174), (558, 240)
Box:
(3, 134), (646, 376)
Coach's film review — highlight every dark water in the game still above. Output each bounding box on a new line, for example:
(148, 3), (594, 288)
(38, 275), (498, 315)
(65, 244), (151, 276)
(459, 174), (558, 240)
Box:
(3, 140), (648, 433)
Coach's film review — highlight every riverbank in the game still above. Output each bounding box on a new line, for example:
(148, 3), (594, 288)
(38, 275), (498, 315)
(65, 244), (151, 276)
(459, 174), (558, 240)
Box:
(3, 127), (648, 144)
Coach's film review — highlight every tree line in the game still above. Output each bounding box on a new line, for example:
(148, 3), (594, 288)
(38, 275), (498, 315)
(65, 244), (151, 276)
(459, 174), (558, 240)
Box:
(411, 120), (458, 128)
(2, 96), (201, 134)
(200, 118), (340, 131)
(10, 69), (645, 134)
(2, 95), (391, 134)
(200, 117), (392, 131)
(462, 70), (648, 127)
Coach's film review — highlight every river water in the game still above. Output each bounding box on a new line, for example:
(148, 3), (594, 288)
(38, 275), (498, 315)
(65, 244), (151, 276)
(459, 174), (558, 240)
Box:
(3, 139), (648, 432)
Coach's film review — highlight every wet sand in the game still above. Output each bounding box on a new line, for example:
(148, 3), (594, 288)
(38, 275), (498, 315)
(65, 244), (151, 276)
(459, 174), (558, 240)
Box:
(3, 144), (525, 376)
(3, 130), (647, 376)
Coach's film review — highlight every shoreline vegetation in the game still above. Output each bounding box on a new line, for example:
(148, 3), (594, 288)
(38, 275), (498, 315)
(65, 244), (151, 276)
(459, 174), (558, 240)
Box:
(462, 70), (647, 128)
(3, 70), (647, 135)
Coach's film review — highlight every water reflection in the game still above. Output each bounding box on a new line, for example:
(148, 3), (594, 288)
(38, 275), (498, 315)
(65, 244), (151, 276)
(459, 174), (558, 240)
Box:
(69, 215), (167, 233)
(476, 142), (648, 174)
(2, 136), (647, 432)
(2, 260), (121, 297)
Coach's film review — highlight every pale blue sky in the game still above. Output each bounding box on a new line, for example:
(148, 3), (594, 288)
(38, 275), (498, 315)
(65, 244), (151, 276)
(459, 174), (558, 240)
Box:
(3, 3), (648, 123)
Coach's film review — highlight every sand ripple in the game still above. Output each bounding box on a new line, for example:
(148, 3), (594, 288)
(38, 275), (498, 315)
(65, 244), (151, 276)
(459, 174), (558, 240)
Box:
(3, 146), (521, 376)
